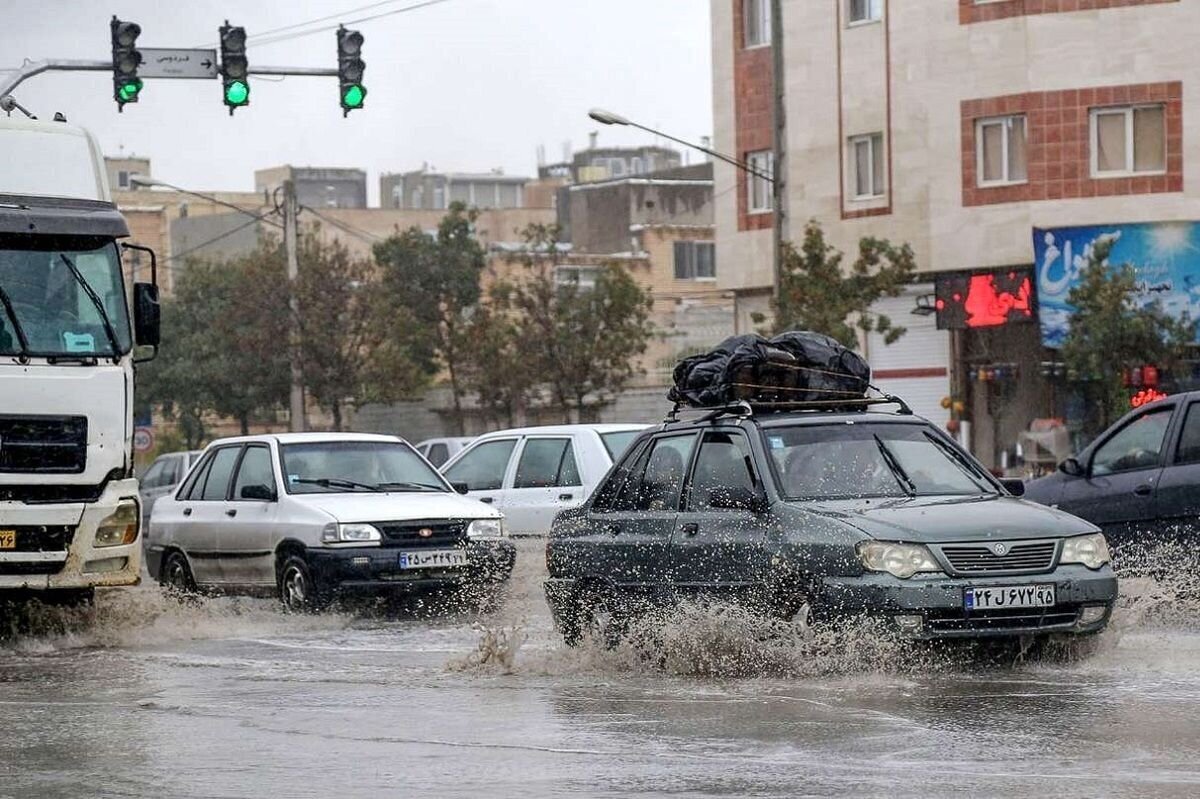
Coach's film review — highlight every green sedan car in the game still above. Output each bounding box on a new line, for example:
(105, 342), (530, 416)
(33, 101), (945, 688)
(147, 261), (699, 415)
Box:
(545, 402), (1117, 642)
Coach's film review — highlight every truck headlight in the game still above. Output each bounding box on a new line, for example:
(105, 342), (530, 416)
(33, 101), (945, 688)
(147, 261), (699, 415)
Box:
(857, 541), (941, 579)
(467, 518), (506, 539)
(321, 523), (382, 544)
(94, 500), (139, 547)
(1060, 533), (1110, 570)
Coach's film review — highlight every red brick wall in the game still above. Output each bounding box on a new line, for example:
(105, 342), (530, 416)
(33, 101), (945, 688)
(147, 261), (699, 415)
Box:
(733, 0), (774, 232)
(961, 82), (1183, 207)
(960, 0), (1178, 25)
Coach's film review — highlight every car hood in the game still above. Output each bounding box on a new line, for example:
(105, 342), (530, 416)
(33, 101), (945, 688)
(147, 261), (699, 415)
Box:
(796, 494), (1098, 543)
(287, 491), (502, 523)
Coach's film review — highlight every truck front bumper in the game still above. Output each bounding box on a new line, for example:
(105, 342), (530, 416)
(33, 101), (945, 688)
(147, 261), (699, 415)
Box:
(0, 479), (142, 592)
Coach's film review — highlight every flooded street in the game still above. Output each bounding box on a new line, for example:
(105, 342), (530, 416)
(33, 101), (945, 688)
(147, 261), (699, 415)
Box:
(3, 540), (1200, 798)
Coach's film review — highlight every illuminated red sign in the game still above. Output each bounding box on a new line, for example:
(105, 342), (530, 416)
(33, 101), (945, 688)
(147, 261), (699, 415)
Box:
(1131, 389), (1168, 408)
(936, 269), (1036, 330)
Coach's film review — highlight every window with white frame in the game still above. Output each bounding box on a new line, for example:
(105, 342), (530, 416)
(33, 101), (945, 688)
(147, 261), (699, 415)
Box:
(848, 0), (883, 25)
(744, 0), (771, 47)
(849, 133), (885, 199)
(673, 241), (716, 280)
(976, 115), (1027, 186)
(1091, 105), (1166, 177)
(746, 150), (774, 213)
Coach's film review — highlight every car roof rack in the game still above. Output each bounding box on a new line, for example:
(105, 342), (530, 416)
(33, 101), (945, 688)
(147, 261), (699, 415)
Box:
(665, 390), (913, 423)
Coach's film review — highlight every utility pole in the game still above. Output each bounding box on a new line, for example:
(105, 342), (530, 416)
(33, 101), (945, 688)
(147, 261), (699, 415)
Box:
(283, 179), (306, 432)
(770, 0), (788, 306)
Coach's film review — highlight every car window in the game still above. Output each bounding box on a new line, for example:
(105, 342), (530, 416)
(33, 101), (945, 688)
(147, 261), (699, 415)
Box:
(200, 447), (241, 501)
(233, 445), (274, 500)
(426, 443), (450, 468)
(1092, 408), (1173, 476)
(164, 457), (183, 486)
(179, 452), (214, 501)
(689, 431), (758, 511)
(280, 441), (446, 494)
(591, 438), (650, 512)
(600, 431), (641, 461)
(444, 439), (517, 491)
(1175, 404), (1200, 465)
(612, 434), (697, 512)
(142, 459), (166, 489)
(513, 438), (581, 489)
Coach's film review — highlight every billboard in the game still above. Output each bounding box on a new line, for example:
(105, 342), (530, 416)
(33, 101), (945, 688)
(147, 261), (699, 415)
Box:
(1034, 222), (1200, 347)
(936, 269), (1035, 330)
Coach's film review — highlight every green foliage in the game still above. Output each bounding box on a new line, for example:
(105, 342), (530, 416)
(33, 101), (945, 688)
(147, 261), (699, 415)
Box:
(760, 220), (916, 348)
(1061, 236), (1195, 435)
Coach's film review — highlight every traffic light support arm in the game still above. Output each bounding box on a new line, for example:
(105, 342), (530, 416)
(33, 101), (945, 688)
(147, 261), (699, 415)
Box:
(247, 66), (337, 77)
(0, 59), (112, 98)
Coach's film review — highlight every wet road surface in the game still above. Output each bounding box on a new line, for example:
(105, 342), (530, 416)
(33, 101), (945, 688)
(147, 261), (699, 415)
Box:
(3, 540), (1200, 798)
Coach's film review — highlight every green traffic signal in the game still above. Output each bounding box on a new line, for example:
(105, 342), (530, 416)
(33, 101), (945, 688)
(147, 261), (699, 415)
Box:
(342, 84), (365, 109)
(224, 80), (249, 106)
(117, 79), (143, 103)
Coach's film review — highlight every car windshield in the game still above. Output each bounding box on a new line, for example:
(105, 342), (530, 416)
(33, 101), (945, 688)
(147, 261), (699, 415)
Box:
(0, 235), (131, 357)
(601, 430), (641, 460)
(279, 441), (448, 494)
(765, 422), (997, 500)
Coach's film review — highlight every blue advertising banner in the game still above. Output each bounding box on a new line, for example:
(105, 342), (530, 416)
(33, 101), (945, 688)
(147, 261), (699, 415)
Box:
(1034, 222), (1200, 347)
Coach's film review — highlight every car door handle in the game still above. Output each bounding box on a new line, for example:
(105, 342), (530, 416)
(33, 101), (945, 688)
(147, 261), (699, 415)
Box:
(681, 522), (700, 537)
(480, 497), (494, 504)
(225, 509), (238, 517)
(1134, 484), (1153, 496)
(182, 507), (192, 517)
(559, 493), (574, 501)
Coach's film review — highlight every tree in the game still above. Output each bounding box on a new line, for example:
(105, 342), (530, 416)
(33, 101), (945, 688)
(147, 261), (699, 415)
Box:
(373, 203), (486, 434)
(761, 220), (916, 348)
(460, 302), (534, 428)
(1061, 236), (1195, 436)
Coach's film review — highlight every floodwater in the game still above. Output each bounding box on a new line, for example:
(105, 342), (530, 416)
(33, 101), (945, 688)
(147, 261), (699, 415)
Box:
(3, 540), (1200, 798)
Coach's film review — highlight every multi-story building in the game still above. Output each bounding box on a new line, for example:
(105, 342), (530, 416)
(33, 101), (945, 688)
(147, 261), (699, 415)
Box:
(712, 0), (1198, 469)
(379, 167), (532, 210)
(254, 165), (367, 209)
(539, 134), (685, 185)
(103, 155), (151, 192)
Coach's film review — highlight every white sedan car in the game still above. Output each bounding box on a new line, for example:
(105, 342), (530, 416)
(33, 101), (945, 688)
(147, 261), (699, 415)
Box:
(440, 424), (647, 535)
(146, 433), (514, 609)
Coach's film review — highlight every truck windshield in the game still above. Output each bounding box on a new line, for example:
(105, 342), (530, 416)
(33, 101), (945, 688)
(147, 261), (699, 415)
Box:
(0, 236), (131, 358)
(765, 423), (998, 500)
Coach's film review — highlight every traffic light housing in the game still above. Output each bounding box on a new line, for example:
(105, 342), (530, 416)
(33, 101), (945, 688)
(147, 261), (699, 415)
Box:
(219, 21), (249, 114)
(110, 16), (143, 111)
(337, 27), (365, 116)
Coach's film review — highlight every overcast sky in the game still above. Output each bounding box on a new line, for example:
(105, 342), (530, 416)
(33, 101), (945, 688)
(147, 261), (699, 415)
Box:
(1, 0), (713, 203)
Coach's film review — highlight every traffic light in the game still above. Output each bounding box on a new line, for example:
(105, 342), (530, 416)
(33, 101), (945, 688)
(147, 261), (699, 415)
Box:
(336, 26), (365, 116)
(110, 16), (143, 111)
(219, 21), (249, 114)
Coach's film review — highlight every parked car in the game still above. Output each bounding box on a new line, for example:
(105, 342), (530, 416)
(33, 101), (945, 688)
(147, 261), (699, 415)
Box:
(440, 424), (647, 536)
(415, 436), (474, 468)
(544, 401), (1117, 643)
(146, 433), (515, 609)
(1024, 391), (1200, 557)
(138, 450), (202, 527)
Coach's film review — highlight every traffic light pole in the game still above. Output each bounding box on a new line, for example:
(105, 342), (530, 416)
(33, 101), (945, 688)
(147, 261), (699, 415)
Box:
(282, 179), (307, 433)
(0, 61), (335, 100)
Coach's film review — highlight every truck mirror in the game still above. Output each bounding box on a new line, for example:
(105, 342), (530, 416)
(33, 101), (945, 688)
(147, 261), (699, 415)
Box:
(134, 282), (161, 348)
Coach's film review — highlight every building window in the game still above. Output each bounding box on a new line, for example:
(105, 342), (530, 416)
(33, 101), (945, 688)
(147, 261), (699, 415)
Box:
(117, 170), (130, 189)
(631, 157), (644, 175)
(433, 184), (446, 209)
(674, 241), (717, 280)
(1091, 105), (1166, 177)
(849, 133), (885, 199)
(746, 150), (774, 213)
(744, 0), (771, 47)
(976, 115), (1027, 186)
(848, 0), (883, 25)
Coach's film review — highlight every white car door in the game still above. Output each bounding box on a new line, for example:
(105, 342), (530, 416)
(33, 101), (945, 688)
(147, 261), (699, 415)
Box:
(216, 443), (281, 587)
(502, 435), (584, 535)
(182, 445), (243, 585)
(442, 438), (518, 510)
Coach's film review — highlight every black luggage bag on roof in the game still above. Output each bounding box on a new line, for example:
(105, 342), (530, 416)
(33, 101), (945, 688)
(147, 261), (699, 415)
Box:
(668, 331), (872, 409)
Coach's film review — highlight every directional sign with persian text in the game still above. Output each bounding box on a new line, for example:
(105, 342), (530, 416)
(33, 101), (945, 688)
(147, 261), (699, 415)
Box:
(139, 48), (218, 79)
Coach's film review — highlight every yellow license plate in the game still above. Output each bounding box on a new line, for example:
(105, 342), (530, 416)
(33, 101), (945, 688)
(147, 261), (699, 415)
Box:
(0, 530), (15, 549)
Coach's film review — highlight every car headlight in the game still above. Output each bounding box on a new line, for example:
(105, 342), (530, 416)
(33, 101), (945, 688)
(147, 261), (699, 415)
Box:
(1060, 532), (1110, 570)
(857, 541), (942, 579)
(94, 499), (140, 547)
(467, 518), (506, 539)
(321, 522), (382, 545)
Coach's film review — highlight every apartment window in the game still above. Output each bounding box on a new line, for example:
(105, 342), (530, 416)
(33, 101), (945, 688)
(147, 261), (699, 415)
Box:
(849, 133), (885, 199)
(1091, 105), (1166, 177)
(744, 0), (771, 47)
(433, 184), (446, 209)
(976, 115), (1027, 186)
(631, 157), (644, 175)
(674, 241), (717, 280)
(117, 170), (130, 189)
(746, 150), (774, 213)
(848, 0), (883, 25)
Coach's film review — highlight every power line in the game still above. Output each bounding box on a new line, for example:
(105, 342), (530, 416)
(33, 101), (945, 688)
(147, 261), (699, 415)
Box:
(164, 215), (270, 265)
(196, 0), (412, 47)
(247, 0), (457, 48)
(133, 178), (283, 229)
(302, 207), (382, 244)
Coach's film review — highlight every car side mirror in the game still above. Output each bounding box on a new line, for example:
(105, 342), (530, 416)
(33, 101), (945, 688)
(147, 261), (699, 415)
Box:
(133, 281), (161, 349)
(707, 486), (767, 512)
(452, 481), (470, 495)
(1059, 457), (1085, 477)
(1000, 478), (1026, 497)
(240, 484), (276, 502)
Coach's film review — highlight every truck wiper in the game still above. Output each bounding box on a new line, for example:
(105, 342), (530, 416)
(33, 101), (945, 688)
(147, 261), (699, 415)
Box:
(58, 254), (120, 361)
(874, 434), (917, 496)
(292, 477), (383, 493)
(0, 283), (30, 360)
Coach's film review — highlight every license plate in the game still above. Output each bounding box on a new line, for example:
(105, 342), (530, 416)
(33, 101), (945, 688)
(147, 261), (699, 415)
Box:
(965, 584), (1055, 610)
(398, 549), (468, 570)
(0, 530), (13, 549)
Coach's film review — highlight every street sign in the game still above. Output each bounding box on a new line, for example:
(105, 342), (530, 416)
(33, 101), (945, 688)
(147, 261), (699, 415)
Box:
(133, 427), (155, 453)
(139, 48), (218, 79)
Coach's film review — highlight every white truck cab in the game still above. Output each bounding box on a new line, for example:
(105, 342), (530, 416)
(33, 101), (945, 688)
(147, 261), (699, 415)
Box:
(0, 116), (160, 601)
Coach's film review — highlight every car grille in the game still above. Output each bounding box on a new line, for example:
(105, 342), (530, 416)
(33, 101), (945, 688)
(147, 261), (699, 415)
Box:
(0, 415), (88, 474)
(926, 606), (1081, 634)
(375, 520), (467, 549)
(938, 540), (1058, 575)
(0, 525), (74, 576)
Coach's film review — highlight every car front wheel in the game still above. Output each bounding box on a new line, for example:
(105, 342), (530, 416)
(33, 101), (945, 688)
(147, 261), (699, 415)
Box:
(278, 554), (328, 612)
(160, 551), (197, 596)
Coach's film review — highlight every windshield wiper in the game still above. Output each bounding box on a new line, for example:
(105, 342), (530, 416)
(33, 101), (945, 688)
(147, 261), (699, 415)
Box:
(923, 432), (998, 493)
(59, 254), (120, 360)
(293, 477), (383, 493)
(873, 435), (917, 496)
(376, 481), (443, 492)
(0, 283), (30, 360)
